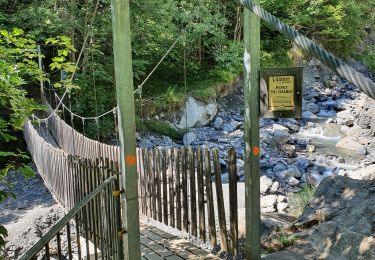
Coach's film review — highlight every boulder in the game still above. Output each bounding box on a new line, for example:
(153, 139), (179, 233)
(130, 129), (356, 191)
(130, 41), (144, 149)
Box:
(336, 137), (364, 152)
(305, 102), (320, 114)
(278, 166), (302, 179)
(357, 97), (375, 132)
(213, 116), (224, 129)
(183, 132), (197, 146)
(261, 195), (278, 208)
(139, 138), (153, 148)
(347, 165), (375, 180)
(263, 176), (375, 259)
(260, 175), (273, 194)
(178, 97), (217, 128)
(302, 111), (318, 119)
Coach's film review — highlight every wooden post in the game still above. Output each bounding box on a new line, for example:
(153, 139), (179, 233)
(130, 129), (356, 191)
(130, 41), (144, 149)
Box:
(174, 148), (182, 230)
(181, 147), (189, 232)
(244, 4), (261, 259)
(161, 148), (168, 224)
(188, 147), (197, 237)
(213, 148), (228, 252)
(110, 0), (140, 258)
(197, 146), (206, 241)
(204, 147), (216, 246)
(228, 148), (238, 256)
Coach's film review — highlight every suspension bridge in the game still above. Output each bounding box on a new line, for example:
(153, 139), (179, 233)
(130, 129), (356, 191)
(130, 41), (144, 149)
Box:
(17, 0), (375, 259)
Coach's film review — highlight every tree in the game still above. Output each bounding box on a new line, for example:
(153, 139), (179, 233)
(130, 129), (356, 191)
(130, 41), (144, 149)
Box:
(0, 28), (76, 252)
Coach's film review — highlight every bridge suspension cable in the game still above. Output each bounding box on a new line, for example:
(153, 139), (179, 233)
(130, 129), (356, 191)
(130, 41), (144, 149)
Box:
(240, 0), (375, 99)
(34, 32), (183, 127)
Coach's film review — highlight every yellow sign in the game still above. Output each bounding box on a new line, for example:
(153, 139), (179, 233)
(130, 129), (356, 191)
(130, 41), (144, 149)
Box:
(268, 75), (295, 111)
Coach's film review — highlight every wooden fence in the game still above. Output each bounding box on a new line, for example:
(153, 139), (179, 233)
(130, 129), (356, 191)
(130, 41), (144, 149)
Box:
(24, 120), (122, 258)
(27, 115), (240, 255)
(137, 146), (239, 255)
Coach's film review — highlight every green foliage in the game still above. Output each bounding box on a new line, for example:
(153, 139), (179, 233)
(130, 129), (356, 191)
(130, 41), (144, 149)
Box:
(136, 118), (187, 140)
(278, 232), (298, 247)
(289, 185), (317, 217)
(0, 28), (76, 252)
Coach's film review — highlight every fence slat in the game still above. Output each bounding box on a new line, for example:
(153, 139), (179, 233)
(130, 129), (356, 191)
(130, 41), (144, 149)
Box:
(151, 149), (157, 219)
(155, 148), (162, 222)
(197, 146), (206, 241)
(168, 149), (175, 227)
(213, 148), (228, 252)
(188, 147), (197, 237)
(181, 147), (189, 232)
(204, 147), (216, 246)
(162, 148), (168, 225)
(174, 148), (181, 230)
(228, 148), (238, 255)
(145, 148), (152, 217)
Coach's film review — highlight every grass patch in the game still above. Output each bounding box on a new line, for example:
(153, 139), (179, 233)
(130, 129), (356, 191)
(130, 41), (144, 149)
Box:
(263, 228), (299, 253)
(136, 117), (187, 140)
(289, 185), (317, 217)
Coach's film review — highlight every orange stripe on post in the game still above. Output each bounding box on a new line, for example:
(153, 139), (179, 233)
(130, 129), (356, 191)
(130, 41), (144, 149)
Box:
(252, 146), (260, 157)
(125, 155), (137, 166)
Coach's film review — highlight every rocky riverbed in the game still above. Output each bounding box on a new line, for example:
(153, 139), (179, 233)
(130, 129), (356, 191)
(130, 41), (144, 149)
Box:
(138, 59), (375, 219)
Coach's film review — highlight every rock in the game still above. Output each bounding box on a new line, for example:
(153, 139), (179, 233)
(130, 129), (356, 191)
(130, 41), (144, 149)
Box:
(306, 144), (315, 153)
(139, 138), (153, 148)
(356, 147), (367, 156)
(273, 124), (289, 132)
(273, 163), (286, 172)
(221, 123), (235, 132)
(336, 137), (364, 152)
(323, 123), (342, 137)
(178, 97), (217, 128)
(277, 195), (287, 203)
(302, 111), (317, 119)
(277, 202), (288, 213)
(278, 166), (302, 179)
(336, 110), (353, 126)
(213, 117), (224, 129)
(287, 177), (299, 187)
(264, 176), (375, 259)
(357, 97), (375, 132)
(261, 195), (278, 208)
(183, 132), (196, 146)
(272, 126), (290, 143)
(347, 165), (375, 180)
(305, 102), (320, 114)
(283, 144), (296, 158)
(270, 181), (280, 193)
(340, 125), (350, 135)
(260, 175), (273, 194)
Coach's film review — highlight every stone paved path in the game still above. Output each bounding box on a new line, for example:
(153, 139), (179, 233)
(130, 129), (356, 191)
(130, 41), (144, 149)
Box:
(140, 222), (218, 260)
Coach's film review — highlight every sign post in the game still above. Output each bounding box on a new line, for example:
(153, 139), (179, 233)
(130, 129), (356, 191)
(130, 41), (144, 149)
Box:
(260, 68), (303, 118)
(111, 0), (141, 259)
(243, 4), (261, 260)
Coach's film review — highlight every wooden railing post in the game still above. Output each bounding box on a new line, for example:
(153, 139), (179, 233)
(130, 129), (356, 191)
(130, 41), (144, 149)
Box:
(111, 0), (141, 258)
(244, 3), (261, 259)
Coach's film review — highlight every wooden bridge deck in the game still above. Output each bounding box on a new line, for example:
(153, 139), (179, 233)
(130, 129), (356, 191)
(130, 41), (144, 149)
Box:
(140, 222), (218, 260)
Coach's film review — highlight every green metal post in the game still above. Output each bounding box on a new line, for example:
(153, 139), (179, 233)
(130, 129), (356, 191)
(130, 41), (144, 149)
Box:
(243, 4), (261, 260)
(111, 0), (141, 259)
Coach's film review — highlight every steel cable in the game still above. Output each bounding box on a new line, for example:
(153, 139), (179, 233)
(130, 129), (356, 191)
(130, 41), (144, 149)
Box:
(240, 0), (375, 99)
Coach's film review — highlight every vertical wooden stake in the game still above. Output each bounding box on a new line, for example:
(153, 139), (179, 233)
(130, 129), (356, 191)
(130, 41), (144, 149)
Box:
(244, 4), (261, 260)
(110, 0), (140, 259)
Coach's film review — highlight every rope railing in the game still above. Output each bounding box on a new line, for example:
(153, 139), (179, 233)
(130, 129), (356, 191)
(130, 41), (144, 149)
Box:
(240, 0), (375, 100)
(41, 104), (119, 161)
